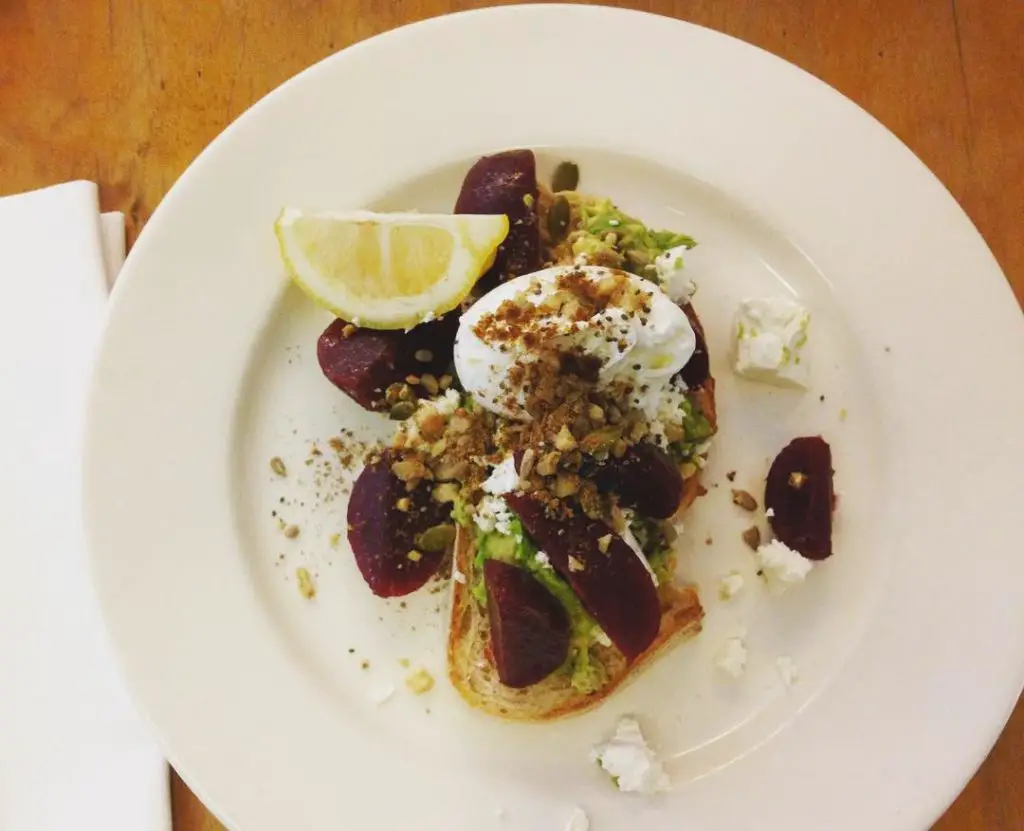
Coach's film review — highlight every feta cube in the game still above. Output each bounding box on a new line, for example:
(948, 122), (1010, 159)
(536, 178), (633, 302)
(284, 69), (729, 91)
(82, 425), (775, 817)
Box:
(718, 571), (745, 600)
(732, 297), (810, 388)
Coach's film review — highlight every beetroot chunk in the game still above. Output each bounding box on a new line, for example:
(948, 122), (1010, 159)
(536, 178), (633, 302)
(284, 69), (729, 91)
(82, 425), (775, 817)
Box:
(484, 560), (570, 688)
(454, 149), (540, 294)
(596, 443), (684, 520)
(764, 436), (835, 560)
(505, 494), (660, 661)
(347, 451), (451, 596)
(317, 313), (458, 411)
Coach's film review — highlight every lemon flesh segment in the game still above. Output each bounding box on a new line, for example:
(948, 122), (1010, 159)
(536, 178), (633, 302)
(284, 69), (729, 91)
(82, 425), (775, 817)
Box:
(274, 209), (509, 330)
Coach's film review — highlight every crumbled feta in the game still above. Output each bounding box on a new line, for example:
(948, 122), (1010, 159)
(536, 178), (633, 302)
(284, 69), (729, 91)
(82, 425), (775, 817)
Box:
(482, 456), (518, 496)
(591, 717), (669, 793)
(535, 550), (552, 569)
(654, 245), (697, 302)
(593, 628), (612, 647)
(474, 495), (514, 536)
(732, 297), (810, 389)
(716, 633), (748, 678)
(755, 539), (813, 593)
(718, 571), (745, 600)
(566, 807), (590, 831)
(433, 388), (461, 416)
(776, 656), (799, 687)
(766, 507), (776, 518)
(452, 569), (467, 585)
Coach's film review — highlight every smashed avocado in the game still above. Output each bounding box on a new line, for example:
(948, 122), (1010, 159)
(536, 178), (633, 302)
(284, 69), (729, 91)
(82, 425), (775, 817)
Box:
(473, 517), (609, 693)
(667, 396), (714, 463)
(567, 195), (696, 278)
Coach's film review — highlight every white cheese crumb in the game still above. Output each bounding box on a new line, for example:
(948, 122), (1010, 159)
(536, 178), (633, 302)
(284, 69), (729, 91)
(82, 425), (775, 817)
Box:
(755, 538), (814, 593)
(452, 569), (467, 584)
(535, 550), (552, 569)
(732, 297), (810, 388)
(566, 807), (589, 831)
(766, 507), (776, 518)
(593, 628), (612, 647)
(482, 456), (518, 496)
(776, 656), (799, 687)
(433, 388), (461, 416)
(718, 571), (745, 600)
(591, 717), (670, 794)
(654, 245), (697, 302)
(474, 495), (513, 536)
(716, 633), (748, 678)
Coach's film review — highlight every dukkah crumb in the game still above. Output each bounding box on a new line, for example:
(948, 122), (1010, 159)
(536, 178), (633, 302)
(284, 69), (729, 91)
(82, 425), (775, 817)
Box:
(731, 489), (758, 511)
(741, 525), (762, 551)
(725, 470), (736, 482)
(405, 667), (435, 694)
(270, 456), (287, 477)
(296, 567), (316, 599)
(283, 524), (300, 539)
(361, 660), (371, 670)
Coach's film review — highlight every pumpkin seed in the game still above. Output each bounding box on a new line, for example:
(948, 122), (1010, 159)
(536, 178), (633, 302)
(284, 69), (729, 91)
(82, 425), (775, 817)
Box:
(547, 196), (571, 242)
(551, 161), (580, 193)
(414, 524), (456, 553)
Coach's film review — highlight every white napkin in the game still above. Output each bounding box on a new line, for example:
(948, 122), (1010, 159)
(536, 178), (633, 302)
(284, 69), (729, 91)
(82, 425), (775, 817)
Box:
(0, 182), (171, 830)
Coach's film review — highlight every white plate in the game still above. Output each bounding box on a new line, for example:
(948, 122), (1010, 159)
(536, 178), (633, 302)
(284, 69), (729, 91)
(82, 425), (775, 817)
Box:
(84, 6), (1024, 830)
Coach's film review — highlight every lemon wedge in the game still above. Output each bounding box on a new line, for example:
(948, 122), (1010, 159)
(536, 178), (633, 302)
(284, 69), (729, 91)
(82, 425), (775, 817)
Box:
(274, 209), (509, 329)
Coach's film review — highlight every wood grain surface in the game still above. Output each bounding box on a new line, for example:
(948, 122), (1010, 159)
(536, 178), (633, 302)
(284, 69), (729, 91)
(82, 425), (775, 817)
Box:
(2, 1), (1021, 829)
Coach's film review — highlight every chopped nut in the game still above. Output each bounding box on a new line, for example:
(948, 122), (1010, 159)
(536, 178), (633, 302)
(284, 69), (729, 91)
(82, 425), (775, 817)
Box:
(663, 422), (685, 443)
(554, 424), (578, 451)
(407, 549), (423, 563)
(296, 567), (316, 599)
(420, 373), (440, 396)
(611, 438), (628, 458)
(597, 534), (612, 553)
(405, 668), (435, 694)
(269, 456), (287, 477)
(568, 555), (586, 572)
(415, 409), (445, 440)
(341, 323), (357, 338)
(283, 524), (300, 539)
(788, 471), (807, 489)
(432, 482), (460, 503)
(536, 451), (561, 476)
(439, 374), (453, 390)
(449, 414), (473, 433)
(726, 470), (737, 482)
(395, 497), (411, 512)
(430, 438), (448, 458)
(741, 525), (762, 551)
(628, 419), (649, 442)
(392, 458), (429, 482)
(587, 404), (605, 422)
(414, 348), (434, 363)
(405, 374), (421, 385)
(553, 473), (580, 498)
(518, 448), (536, 480)
(731, 489), (758, 511)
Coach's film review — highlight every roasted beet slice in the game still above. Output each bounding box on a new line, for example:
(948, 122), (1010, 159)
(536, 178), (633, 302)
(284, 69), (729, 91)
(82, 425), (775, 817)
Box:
(484, 559), (570, 688)
(317, 313), (458, 410)
(505, 494), (660, 661)
(595, 443), (684, 519)
(676, 302), (711, 388)
(764, 436), (835, 560)
(454, 149), (540, 294)
(347, 451), (451, 596)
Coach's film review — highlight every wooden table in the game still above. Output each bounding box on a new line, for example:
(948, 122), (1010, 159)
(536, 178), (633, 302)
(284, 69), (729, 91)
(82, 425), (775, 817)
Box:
(2, 1), (1021, 828)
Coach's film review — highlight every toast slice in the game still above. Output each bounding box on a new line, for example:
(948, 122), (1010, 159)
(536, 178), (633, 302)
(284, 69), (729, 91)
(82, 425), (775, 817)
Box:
(446, 368), (714, 722)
